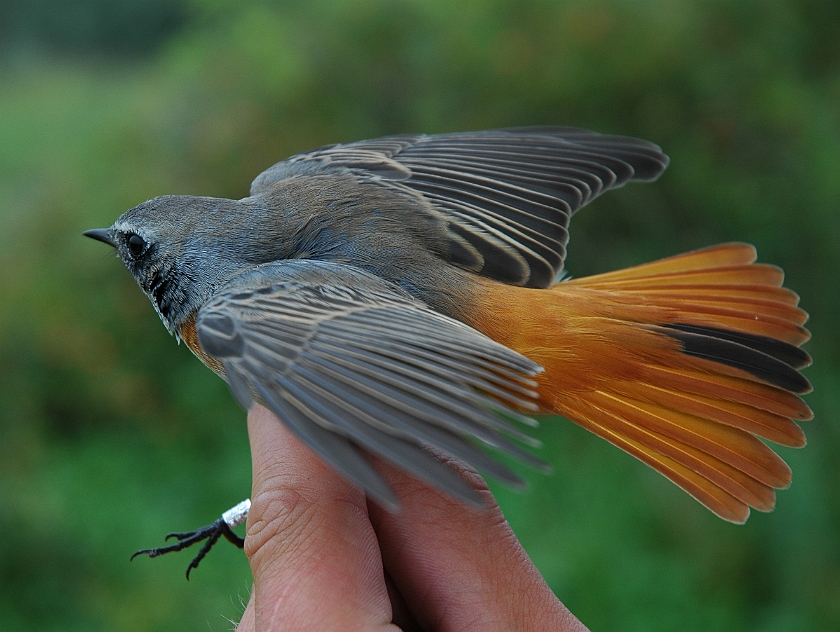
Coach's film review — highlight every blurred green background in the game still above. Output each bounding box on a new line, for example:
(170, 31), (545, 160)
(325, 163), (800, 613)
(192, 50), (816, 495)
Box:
(1, 0), (838, 630)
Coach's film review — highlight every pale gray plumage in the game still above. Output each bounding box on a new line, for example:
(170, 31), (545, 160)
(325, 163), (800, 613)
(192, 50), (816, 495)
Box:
(195, 260), (548, 508)
(87, 127), (670, 506)
(85, 126), (814, 543)
(251, 128), (669, 288)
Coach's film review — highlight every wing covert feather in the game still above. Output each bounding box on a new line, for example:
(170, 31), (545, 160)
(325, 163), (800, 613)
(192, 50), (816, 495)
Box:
(196, 262), (547, 507)
(250, 127), (669, 287)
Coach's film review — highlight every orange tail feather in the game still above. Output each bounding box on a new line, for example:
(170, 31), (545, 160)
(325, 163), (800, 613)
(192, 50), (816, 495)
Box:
(472, 243), (812, 523)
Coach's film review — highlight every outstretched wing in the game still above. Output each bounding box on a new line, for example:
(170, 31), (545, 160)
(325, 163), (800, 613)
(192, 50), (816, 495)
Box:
(250, 127), (670, 288)
(195, 261), (548, 509)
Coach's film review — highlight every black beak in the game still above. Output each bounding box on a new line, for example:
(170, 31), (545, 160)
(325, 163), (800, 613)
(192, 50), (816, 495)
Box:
(84, 228), (116, 248)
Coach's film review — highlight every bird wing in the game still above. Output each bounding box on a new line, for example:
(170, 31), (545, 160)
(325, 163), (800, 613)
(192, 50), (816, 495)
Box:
(250, 127), (670, 288)
(194, 260), (548, 509)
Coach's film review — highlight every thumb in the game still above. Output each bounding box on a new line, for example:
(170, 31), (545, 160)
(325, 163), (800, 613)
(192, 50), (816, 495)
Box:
(241, 404), (396, 631)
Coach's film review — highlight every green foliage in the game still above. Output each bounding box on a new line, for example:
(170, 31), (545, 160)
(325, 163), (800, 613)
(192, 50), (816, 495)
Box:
(1, 0), (838, 629)
(1, 0), (189, 56)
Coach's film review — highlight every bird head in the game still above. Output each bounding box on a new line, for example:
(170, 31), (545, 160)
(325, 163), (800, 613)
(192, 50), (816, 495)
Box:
(85, 195), (260, 336)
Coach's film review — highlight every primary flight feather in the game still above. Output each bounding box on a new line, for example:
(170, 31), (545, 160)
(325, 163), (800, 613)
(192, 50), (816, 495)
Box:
(86, 127), (811, 526)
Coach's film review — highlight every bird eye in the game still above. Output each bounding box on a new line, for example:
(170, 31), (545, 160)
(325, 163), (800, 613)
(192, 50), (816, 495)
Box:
(127, 234), (147, 258)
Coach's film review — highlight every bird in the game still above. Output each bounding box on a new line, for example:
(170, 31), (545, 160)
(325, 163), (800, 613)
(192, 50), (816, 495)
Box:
(85, 127), (812, 575)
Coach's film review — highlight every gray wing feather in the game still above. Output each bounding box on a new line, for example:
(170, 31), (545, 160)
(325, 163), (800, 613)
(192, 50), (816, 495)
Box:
(250, 127), (669, 288)
(196, 262), (548, 508)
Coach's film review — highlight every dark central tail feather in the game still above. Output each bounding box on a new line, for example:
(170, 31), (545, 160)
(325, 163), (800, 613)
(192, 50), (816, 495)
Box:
(656, 323), (811, 393)
(474, 243), (812, 523)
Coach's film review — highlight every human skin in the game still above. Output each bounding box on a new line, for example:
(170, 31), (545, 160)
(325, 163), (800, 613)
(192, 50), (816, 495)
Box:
(236, 404), (588, 631)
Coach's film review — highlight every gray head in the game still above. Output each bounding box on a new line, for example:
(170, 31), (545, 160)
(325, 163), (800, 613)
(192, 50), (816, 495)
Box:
(85, 195), (285, 336)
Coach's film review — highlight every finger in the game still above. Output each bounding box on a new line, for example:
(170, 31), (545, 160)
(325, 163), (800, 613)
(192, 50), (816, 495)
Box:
(384, 570), (424, 632)
(367, 455), (589, 632)
(243, 404), (398, 631)
(238, 596), (256, 632)
(237, 577), (419, 632)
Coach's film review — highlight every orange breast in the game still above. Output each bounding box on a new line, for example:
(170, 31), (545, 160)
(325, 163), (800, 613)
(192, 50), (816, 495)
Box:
(179, 313), (225, 376)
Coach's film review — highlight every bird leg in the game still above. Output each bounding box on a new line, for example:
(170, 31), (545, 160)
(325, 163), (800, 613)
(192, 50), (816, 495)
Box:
(131, 498), (251, 580)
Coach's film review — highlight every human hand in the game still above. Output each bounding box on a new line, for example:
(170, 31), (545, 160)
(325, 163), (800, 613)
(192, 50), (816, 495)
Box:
(236, 404), (588, 631)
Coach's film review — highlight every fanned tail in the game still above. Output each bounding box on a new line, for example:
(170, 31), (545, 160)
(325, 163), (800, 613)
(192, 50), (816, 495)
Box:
(474, 243), (812, 522)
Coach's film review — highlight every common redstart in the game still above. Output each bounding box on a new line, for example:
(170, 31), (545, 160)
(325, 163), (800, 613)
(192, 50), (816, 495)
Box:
(85, 127), (811, 575)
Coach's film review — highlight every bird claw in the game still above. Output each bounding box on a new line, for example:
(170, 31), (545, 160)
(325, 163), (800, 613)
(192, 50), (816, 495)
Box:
(131, 517), (245, 580)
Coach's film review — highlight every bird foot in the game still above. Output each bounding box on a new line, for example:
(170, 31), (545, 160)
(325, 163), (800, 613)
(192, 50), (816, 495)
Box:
(131, 499), (250, 580)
